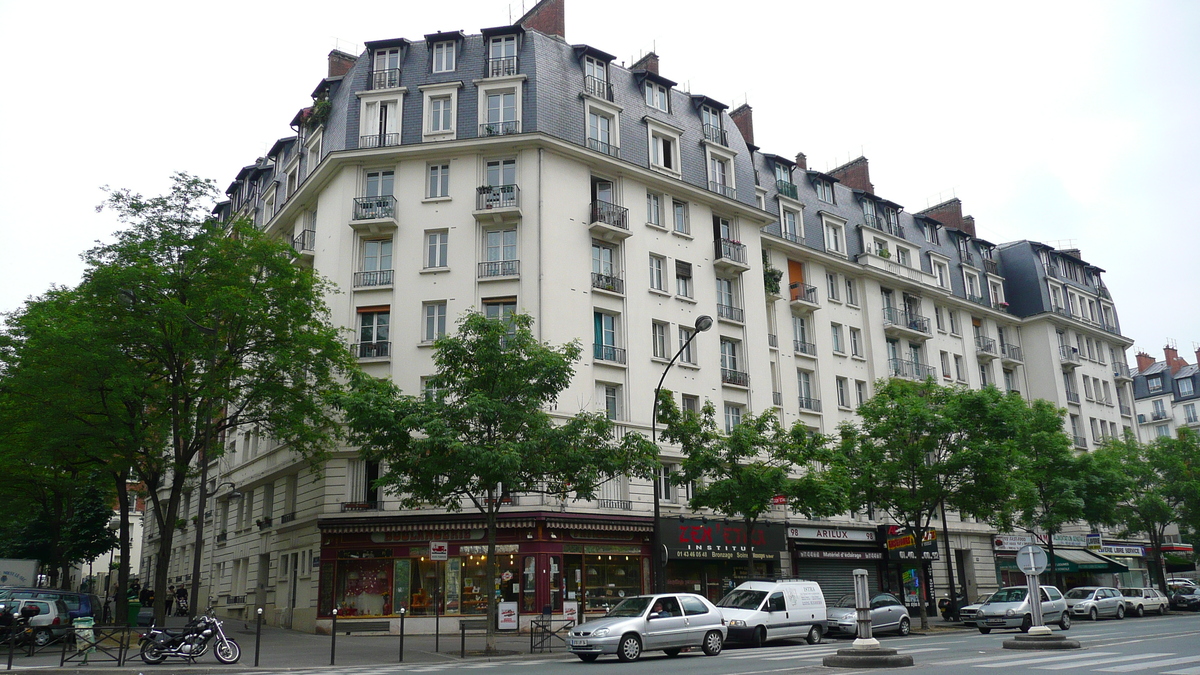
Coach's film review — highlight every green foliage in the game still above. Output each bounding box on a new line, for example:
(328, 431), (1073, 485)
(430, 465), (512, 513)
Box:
(308, 99), (332, 130)
(761, 252), (783, 296)
(656, 392), (848, 576)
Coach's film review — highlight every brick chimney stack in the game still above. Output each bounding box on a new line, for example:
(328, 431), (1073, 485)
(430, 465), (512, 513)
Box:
(1164, 345), (1188, 374)
(729, 104), (754, 148)
(328, 49), (357, 77)
(631, 52), (659, 74)
(1135, 352), (1157, 374)
(795, 153), (807, 171)
(919, 198), (978, 237)
(828, 156), (873, 195)
(518, 0), (565, 38)
(1195, 346), (1200, 366)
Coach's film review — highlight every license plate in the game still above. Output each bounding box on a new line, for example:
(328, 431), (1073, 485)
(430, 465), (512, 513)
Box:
(986, 620), (1005, 626)
(570, 639), (588, 647)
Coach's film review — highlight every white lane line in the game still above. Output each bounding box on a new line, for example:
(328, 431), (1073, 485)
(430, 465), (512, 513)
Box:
(725, 648), (839, 660)
(1098, 656), (1200, 672)
(1164, 667), (1200, 675)
(761, 646), (948, 662)
(970, 651), (1120, 668)
(1035, 653), (1174, 670)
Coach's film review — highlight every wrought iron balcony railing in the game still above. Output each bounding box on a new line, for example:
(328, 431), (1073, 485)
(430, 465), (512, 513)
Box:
(1119, 403), (1132, 416)
(794, 340), (816, 356)
(1065, 390), (1080, 404)
(586, 137), (619, 156)
(353, 195), (396, 220)
(1059, 345), (1081, 364)
(767, 333), (778, 348)
(583, 75), (613, 101)
(1073, 435), (1087, 449)
(280, 512), (297, 524)
(487, 56), (518, 78)
(477, 184), (520, 210)
(1113, 362), (1131, 379)
(882, 307), (931, 334)
(864, 213), (882, 228)
(702, 124), (728, 146)
(1151, 410), (1169, 421)
(772, 391), (783, 406)
(591, 272), (624, 294)
(593, 343), (626, 364)
(790, 282), (818, 304)
(776, 180), (798, 200)
(1001, 343), (1023, 361)
(798, 397), (822, 412)
(371, 68), (401, 89)
(591, 199), (629, 229)
(354, 270), (394, 287)
(888, 358), (936, 381)
(480, 120), (521, 137)
(359, 133), (400, 149)
(717, 303), (744, 323)
(763, 224), (803, 245)
(356, 342), (390, 359)
(596, 498), (632, 510)
(975, 335), (997, 354)
(968, 294), (991, 308)
(292, 229), (315, 253)
(478, 260), (520, 278)
(341, 501), (380, 512)
(721, 368), (750, 387)
(983, 259), (1000, 275)
(709, 181), (736, 198)
(718, 238), (747, 264)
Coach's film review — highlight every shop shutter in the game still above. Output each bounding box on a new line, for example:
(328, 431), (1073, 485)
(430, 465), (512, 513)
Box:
(792, 559), (880, 606)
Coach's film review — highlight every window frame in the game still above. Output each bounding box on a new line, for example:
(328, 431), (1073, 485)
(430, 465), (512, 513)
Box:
(420, 82), (462, 140)
(424, 230), (448, 269)
(422, 301), (448, 343)
(431, 41), (456, 73)
(646, 118), (683, 177)
(427, 163), (450, 199)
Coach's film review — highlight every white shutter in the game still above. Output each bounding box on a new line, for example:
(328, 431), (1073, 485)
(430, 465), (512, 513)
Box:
(363, 102), (379, 135)
(346, 459), (364, 501)
(383, 101), (398, 135)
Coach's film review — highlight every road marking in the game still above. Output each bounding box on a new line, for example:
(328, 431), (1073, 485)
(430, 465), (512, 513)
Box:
(760, 646), (948, 662)
(1034, 653), (1173, 670)
(1098, 656), (1200, 672)
(967, 652), (1120, 668)
(1165, 668), (1200, 675)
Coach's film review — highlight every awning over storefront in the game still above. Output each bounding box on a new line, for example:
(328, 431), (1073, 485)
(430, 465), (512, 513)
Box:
(999, 548), (1128, 573)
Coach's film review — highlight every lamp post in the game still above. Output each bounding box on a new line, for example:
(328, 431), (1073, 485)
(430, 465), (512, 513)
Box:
(190, 479), (240, 616)
(650, 315), (713, 593)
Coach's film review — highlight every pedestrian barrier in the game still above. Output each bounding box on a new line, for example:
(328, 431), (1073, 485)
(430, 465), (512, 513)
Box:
(530, 617), (574, 653)
(459, 619), (489, 658)
(59, 624), (131, 667)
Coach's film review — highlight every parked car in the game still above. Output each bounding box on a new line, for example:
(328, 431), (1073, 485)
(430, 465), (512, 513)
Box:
(959, 593), (994, 627)
(1170, 588), (1200, 612)
(1166, 578), (1197, 592)
(717, 580), (827, 646)
(1065, 586), (1125, 620)
(975, 586), (1070, 633)
(825, 592), (911, 637)
(566, 593), (727, 662)
(0, 598), (72, 646)
(0, 587), (102, 620)
(1119, 588), (1170, 616)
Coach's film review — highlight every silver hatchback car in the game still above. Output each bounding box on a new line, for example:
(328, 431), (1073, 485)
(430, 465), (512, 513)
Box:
(976, 585), (1070, 633)
(567, 593), (727, 662)
(1065, 586), (1126, 620)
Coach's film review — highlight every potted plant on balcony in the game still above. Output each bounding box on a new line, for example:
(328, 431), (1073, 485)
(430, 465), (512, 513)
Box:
(762, 253), (783, 298)
(877, 248), (891, 259)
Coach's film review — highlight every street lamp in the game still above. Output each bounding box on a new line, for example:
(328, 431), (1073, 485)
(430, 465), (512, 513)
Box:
(190, 480), (240, 615)
(651, 315), (713, 593)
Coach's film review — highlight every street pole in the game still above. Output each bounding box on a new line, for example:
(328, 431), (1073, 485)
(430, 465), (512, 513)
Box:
(650, 315), (712, 594)
(940, 499), (958, 621)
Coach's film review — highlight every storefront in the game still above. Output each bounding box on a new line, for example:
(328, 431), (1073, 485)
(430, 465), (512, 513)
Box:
(662, 517), (786, 603)
(881, 525), (939, 614)
(993, 534), (1128, 588)
(317, 512), (652, 624)
(788, 525), (883, 604)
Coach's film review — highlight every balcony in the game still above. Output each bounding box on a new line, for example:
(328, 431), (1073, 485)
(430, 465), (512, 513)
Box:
(1073, 435), (1087, 449)
(596, 498), (632, 511)
(341, 501), (381, 512)
(593, 343), (626, 365)
(1008, 388), (1022, 397)
(789, 282), (820, 312)
(1052, 304), (1074, 320)
(794, 340), (817, 357)
(215, 532), (227, 544)
(714, 238), (750, 272)
(888, 358), (937, 381)
(583, 75), (613, 101)
(280, 512), (297, 524)
(292, 229), (315, 259)
(798, 397), (822, 413)
(359, 133), (400, 149)
(354, 270), (394, 288)
(717, 303), (744, 323)
(480, 120), (521, 137)
(776, 180), (798, 200)
(1045, 263), (1059, 278)
(1119, 403), (1132, 417)
(478, 260), (520, 279)
(968, 294), (991, 308)
(1065, 390), (1080, 404)
(1059, 345), (1081, 367)
(709, 181), (736, 199)
(1112, 362), (1132, 380)
(588, 199), (631, 241)
(721, 368), (750, 388)
(474, 185), (521, 222)
(1151, 410), (1169, 421)
(486, 56), (518, 78)
(768, 333), (778, 349)
(591, 272), (624, 295)
(356, 342), (390, 359)
(1099, 321), (1123, 337)
(370, 68), (401, 90)
(1001, 343), (1023, 363)
(763, 224), (804, 246)
(865, 214), (904, 238)
(975, 335), (998, 359)
(586, 137), (619, 157)
(983, 259), (1000, 276)
(702, 124), (728, 146)
(882, 307), (932, 340)
(352, 196), (399, 234)
(772, 391), (783, 406)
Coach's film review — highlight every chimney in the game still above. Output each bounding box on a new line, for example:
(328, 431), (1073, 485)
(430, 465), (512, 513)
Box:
(829, 156), (874, 195)
(1195, 346), (1200, 367)
(794, 153), (807, 171)
(1060, 248), (1083, 260)
(631, 51), (659, 75)
(518, 0), (565, 38)
(1135, 352), (1156, 374)
(729, 104), (754, 148)
(328, 49), (357, 77)
(919, 198), (977, 236)
(1164, 345), (1188, 375)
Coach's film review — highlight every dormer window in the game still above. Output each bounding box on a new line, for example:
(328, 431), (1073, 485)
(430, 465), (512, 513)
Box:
(372, 48), (402, 89)
(701, 105), (726, 145)
(862, 199), (879, 228)
(432, 41), (456, 73)
(923, 220), (939, 244)
(774, 163), (790, 183)
(645, 81), (669, 112)
(488, 35), (517, 77)
(584, 56), (610, 100)
(815, 179), (834, 204)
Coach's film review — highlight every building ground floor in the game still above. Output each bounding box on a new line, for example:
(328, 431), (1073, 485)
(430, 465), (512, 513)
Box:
(993, 533), (1153, 590)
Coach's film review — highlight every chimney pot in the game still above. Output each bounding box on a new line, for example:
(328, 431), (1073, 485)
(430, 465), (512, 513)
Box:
(631, 51), (659, 75)
(1135, 352), (1156, 374)
(794, 153), (807, 171)
(1164, 345), (1186, 375)
(729, 104), (754, 148)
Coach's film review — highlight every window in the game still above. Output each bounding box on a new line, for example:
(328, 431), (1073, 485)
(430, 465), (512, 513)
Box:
(657, 464), (674, 501)
(1184, 403), (1198, 424)
(652, 321), (668, 359)
(675, 261), (693, 298)
(1180, 379), (1195, 397)
(594, 311), (618, 351)
(423, 302), (447, 342)
(964, 272), (981, 299)
(429, 96), (453, 133)
(836, 377), (849, 409)
(649, 255), (666, 291)
(364, 239), (392, 275)
(486, 158), (517, 187)
(488, 35), (517, 76)
(701, 105), (723, 140)
(361, 98), (399, 146)
(1156, 425), (1170, 438)
(844, 278), (858, 306)
(855, 380), (867, 407)
(826, 273), (839, 302)
(645, 81), (669, 111)
(681, 394), (698, 414)
(585, 55), (607, 85)
(815, 179), (834, 203)
(720, 338), (739, 372)
(990, 280), (1004, 306)
(427, 164), (450, 198)
(1083, 375), (1094, 401)
(980, 363), (991, 387)
(716, 277), (736, 310)
(678, 327), (696, 364)
(934, 306), (945, 332)
(365, 169), (394, 198)
(940, 351), (952, 380)
(793, 315), (809, 345)
(485, 91), (516, 127)
(373, 48), (402, 86)
(782, 209), (800, 239)
(849, 328), (863, 357)
(1153, 399), (1167, 417)
(934, 262), (949, 289)
(797, 370), (814, 400)
(1148, 376), (1163, 393)
(647, 192), (662, 227)
(592, 241), (616, 277)
(954, 355), (965, 382)
(709, 156), (730, 193)
(824, 221), (844, 254)
(587, 110), (615, 155)
(603, 385), (620, 420)
(1004, 369), (1016, 392)
(483, 299), (516, 323)
(651, 132), (677, 170)
(948, 310), (960, 335)
(358, 309), (390, 357)
(485, 228), (517, 262)
(431, 41), (455, 73)
(724, 404), (742, 433)
(924, 222), (940, 244)
(896, 247), (911, 267)
(831, 323), (844, 354)
(425, 230), (448, 268)
(673, 201), (689, 234)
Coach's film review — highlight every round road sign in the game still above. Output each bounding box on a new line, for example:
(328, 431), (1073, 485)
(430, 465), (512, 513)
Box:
(1017, 544), (1049, 575)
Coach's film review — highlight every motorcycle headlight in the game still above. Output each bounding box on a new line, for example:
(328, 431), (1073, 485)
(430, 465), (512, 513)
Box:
(728, 620), (746, 627)
(202, 629), (213, 638)
(1005, 609), (1016, 617)
(591, 628), (609, 637)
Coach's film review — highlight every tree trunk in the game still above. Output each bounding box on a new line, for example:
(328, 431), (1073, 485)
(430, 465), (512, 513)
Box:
(485, 489), (498, 653)
(151, 471), (185, 626)
(1045, 535), (1061, 591)
(1149, 528), (1167, 594)
(912, 522), (929, 630)
(744, 517), (756, 580)
(114, 473), (131, 626)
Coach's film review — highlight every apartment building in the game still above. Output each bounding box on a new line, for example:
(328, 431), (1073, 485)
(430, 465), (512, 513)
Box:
(1133, 344), (1200, 439)
(141, 0), (1142, 632)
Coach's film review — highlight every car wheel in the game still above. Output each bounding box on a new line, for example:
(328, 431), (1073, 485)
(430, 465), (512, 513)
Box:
(897, 617), (910, 636)
(806, 625), (822, 645)
(1089, 607), (1099, 621)
(617, 634), (641, 662)
(577, 654), (599, 662)
(1116, 604), (1125, 620)
(1019, 615), (1032, 633)
(978, 627), (991, 634)
(702, 630), (723, 656)
(663, 648), (682, 657)
(752, 625), (767, 647)
(1059, 612), (1071, 630)
(32, 628), (51, 647)
(1135, 604), (1144, 618)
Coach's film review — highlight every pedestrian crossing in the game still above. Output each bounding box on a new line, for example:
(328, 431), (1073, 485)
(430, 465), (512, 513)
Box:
(929, 649), (1200, 673)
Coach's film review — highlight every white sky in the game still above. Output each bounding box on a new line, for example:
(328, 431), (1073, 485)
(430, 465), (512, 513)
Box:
(2, 0), (1197, 364)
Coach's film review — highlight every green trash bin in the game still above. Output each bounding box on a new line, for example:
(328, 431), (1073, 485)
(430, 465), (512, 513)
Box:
(127, 601), (141, 627)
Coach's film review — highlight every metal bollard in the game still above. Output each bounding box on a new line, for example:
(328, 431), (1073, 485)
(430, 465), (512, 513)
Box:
(254, 607), (263, 667)
(852, 568), (879, 649)
(398, 607), (406, 663)
(330, 608), (337, 666)
(7, 630), (14, 671)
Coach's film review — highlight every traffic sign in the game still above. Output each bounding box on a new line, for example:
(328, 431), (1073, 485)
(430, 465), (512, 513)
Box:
(1017, 544), (1048, 575)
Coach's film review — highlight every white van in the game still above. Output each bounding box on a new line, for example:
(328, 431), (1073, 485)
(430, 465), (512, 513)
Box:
(716, 580), (827, 646)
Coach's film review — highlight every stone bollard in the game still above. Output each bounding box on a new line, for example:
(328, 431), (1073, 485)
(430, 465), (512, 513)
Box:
(823, 569), (914, 668)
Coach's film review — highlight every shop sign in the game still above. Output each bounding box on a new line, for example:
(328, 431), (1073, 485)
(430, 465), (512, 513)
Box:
(881, 526), (939, 561)
(373, 530), (484, 543)
(772, 495), (787, 505)
(459, 544), (521, 555)
(994, 533), (1090, 551)
(498, 602), (519, 630)
(563, 601), (578, 623)
(794, 549), (883, 561)
(1087, 533), (1103, 551)
(663, 518), (786, 561)
(430, 542), (448, 561)
(1100, 545), (1144, 557)
(337, 549), (392, 559)
(788, 526), (876, 542)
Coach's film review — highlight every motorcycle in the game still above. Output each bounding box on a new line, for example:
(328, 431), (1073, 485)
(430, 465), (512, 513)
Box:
(139, 608), (240, 664)
(938, 590), (969, 621)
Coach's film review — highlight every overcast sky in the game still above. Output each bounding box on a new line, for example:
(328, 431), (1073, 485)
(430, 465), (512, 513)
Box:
(2, 0), (1197, 364)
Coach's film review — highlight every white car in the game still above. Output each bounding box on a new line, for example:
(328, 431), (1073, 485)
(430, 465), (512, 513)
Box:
(1120, 588), (1169, 616)
(959, 593), (993, 627)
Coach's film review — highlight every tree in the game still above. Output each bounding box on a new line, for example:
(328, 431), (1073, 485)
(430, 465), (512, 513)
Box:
(838, 379), (1023, 629)
(656, 393), (848, 579)
(1010, 399), (1087, 589)
(334, 312), (659, 651)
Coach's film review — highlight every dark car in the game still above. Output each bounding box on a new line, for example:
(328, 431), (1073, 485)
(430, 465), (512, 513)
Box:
(0, 587), (103, 620)
(1170, 588), (1200, 612)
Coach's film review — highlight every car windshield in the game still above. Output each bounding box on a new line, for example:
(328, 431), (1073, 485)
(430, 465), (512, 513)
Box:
(987, 588), (1028, 603)
(973, 593), (992, 604)
(1064, 589), (1095, 599)
(833, 594), (858, 608)
(606, 597), (652, 618)
(717, 590), (767, 610)
(1120, 589), (1142, 598)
